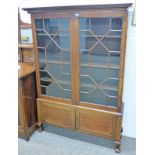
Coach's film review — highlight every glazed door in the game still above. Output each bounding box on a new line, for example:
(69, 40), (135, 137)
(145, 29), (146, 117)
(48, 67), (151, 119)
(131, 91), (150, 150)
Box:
(74, 11), (126, 110)
(32, 11), (127, 110)
(32, 13), (76, 104)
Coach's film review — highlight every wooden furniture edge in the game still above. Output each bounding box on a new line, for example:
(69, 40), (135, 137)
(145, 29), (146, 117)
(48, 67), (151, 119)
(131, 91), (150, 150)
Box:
(23, 3), (133, 14)
(18, 63), (35, 79)
(18, 43), (33, 49)
(37, 98), (122, 116)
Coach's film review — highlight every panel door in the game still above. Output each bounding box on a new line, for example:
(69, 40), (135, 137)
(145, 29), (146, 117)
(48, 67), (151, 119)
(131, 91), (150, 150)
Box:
(74, 11), (127, 110)
(32, 13), (75, 104)
(18, 80), (26, 135)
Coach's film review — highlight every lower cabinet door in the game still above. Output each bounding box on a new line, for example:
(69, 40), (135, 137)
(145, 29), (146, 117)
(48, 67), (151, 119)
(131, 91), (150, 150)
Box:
(41, 101), (76, 130)
(38, 99), (122, 140)
(76, 107), (121, 139)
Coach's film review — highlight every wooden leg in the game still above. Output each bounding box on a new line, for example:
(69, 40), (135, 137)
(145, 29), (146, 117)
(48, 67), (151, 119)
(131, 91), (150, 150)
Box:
(120, 127), (123, 139)
(115, 141), (121, 153)
(121, 127), (123, 133)
(37, 122), (43, 132)
(37, 101), (43, 132)
(25, 135), (29, 141)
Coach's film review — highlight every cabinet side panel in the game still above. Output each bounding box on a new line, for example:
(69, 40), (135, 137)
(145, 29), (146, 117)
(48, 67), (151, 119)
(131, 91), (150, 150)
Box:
(118, 11), (128, 111)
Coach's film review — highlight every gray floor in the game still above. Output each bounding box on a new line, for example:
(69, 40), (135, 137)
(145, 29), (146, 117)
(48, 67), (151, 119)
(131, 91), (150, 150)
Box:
(18, 125), (136, 155)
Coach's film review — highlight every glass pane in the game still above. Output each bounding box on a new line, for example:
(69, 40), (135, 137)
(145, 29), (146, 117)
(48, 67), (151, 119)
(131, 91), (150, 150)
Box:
(89, 67), (109, 83)
(39, 62), (46, 70)
(108, 31), (122, 36)
(63, 51), (70, 62)
(41, 86), (46, 95)
(60, 18), (69, 29)
(109, 52), (120, 65)
(79, 18), (89, 29)
(46, 43), (61, 61)
(80, 36), (98, 50)
(47, 63), (61, 78)
(38, 48), (45, 61)
(102, 37), (121, 51)
(91, 18), (110, 35)
(35, 17), (71, 99)
(36, 30), (50, 47)
(44, 19), (59, 34)
(35, 19), (43, 29)
(111, 18), (122, 30)
(79, 17), (122, 107)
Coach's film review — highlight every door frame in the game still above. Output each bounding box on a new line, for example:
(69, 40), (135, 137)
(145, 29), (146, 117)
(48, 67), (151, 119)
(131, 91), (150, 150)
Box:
(73, 10), (128, 112)
(31, 12), (75, 105)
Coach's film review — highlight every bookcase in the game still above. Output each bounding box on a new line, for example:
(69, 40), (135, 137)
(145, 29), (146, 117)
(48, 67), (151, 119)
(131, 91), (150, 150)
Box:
(24, 3), (132, 152)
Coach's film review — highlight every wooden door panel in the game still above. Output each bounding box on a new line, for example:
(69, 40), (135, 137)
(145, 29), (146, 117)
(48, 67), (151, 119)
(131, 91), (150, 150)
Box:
(41, 101), (75, 129)
(18, 80), (26, 134)
(76, 107), (119, 139)
(22, 73), (37, 128)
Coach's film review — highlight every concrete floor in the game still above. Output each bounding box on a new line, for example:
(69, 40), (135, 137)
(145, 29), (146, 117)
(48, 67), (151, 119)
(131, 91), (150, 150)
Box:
(18, 125), (136, 155)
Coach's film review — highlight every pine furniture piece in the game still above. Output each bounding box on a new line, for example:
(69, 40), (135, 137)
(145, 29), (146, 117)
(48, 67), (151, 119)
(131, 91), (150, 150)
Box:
(18, 63), (37, 140)
(24, 3), (132, 152)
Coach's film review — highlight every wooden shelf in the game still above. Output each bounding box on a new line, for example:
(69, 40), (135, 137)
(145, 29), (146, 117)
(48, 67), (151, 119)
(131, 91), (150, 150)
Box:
(80, 83), (118, 91)
(18, 43), (33, 49)
(80, 35), (121, 38)
(41, 77), (70, 84)
(39, 59), (120, 69)
(80, 62), (120, 69)
(36, 32), (121, 38)
(39, 60), (70, 65)
(40, 77), (117, 91)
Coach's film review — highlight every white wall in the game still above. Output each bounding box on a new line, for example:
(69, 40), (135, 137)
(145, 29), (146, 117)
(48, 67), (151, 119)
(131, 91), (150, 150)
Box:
(19, 0), (136, 138)
(122, 7), (136, 138)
